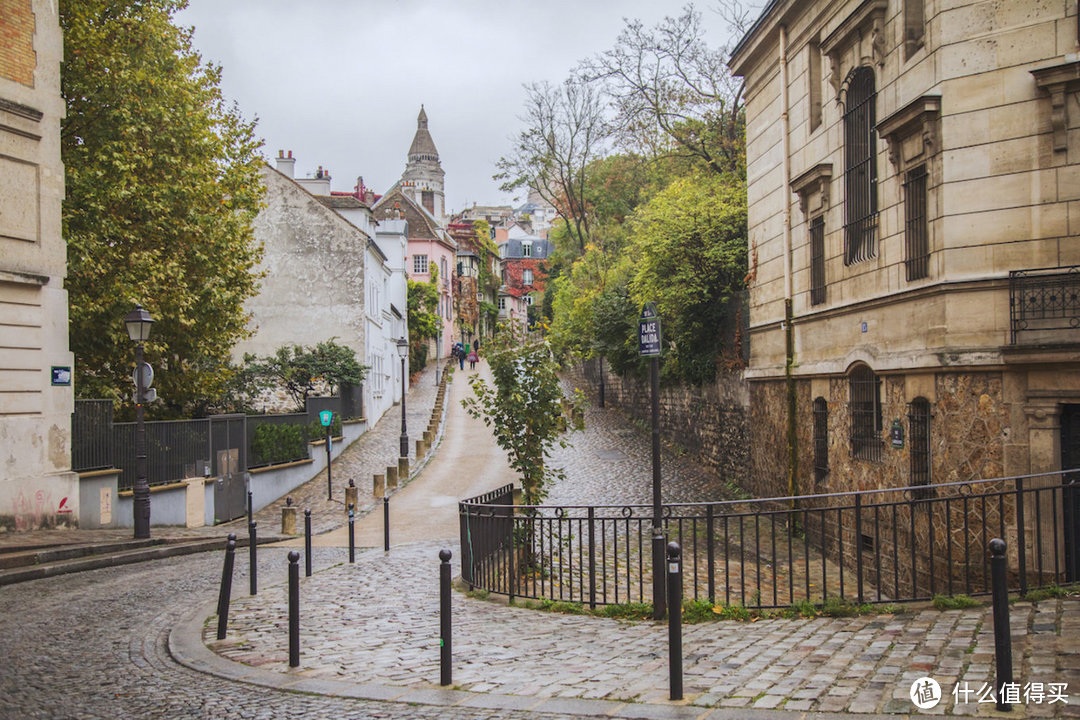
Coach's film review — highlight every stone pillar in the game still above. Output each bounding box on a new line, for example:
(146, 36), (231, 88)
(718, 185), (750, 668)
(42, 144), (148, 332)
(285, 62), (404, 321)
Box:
(416, 439), (427, 457)
(386, 465), (398, 490)
(1023, 401), (1063, 576)
(398, 456), (409, 482)
(373, 473), (385, 499)
(281, 505), (297, 535)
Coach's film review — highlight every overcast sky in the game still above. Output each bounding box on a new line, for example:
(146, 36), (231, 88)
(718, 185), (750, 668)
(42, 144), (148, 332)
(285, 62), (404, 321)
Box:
(174, 1), (742, 214)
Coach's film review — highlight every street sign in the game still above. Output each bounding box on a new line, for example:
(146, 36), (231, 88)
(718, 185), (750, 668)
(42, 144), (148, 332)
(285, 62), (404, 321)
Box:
(51, 366), (71, 386)
(131, 362), (153, 388)
(319, 410), (334, 427)
(639, 303), (661, 357)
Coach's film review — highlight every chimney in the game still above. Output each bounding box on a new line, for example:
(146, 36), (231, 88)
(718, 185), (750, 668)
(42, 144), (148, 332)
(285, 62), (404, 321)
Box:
(276, 149), (296, 178)
(295, 162), (331, 196)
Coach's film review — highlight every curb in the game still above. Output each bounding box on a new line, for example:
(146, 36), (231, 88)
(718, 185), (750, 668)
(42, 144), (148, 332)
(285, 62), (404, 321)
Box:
(0, 534), (283, 586)
(166, 595), (911, 720)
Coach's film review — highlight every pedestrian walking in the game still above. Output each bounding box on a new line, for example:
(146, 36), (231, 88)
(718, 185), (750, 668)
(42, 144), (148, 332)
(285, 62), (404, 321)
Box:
(455, 343), (464, 370)
(468, 350), (477, 370)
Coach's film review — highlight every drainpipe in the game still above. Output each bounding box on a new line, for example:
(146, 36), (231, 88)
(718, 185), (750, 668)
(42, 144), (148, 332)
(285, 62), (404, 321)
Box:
(780, 25), (799, 503)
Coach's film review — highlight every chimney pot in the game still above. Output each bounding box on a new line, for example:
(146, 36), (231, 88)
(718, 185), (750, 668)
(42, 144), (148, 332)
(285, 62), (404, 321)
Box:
(288, 150), (293, 158)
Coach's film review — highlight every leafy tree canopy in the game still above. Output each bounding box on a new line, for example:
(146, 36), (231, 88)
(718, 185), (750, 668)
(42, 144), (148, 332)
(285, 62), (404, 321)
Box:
(407, 267), (441, 374)
(628, 172), (747, 384)
(61, 0), (265, 418)
(242, 339), (367, 412)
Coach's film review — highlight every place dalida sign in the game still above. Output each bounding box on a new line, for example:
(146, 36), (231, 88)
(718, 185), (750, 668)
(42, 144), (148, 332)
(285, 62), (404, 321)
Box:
(638, 302), (661, 357)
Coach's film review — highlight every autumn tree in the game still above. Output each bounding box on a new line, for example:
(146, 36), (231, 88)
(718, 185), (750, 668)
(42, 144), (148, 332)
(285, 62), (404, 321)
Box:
(61, 0), (265, 417)
(495, 78), (608, 257)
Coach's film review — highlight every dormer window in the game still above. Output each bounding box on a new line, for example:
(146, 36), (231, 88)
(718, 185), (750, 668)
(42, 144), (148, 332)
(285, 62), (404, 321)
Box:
(522, 242), (532, 258)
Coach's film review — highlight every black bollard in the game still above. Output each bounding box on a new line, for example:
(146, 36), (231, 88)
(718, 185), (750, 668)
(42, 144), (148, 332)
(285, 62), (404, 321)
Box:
(990, 538), (1013, 711)
(247, 490), (253, 525)
(348, 503), (355, 563)
(304, 509), (312, 577)
(248, 520), (257, 596)
(288, 550), (300, 667)
(216, 533), (237, 640)
(383, 496), (390, 552)
(439, 548), (452, 686)
(667, 541), (683, 701)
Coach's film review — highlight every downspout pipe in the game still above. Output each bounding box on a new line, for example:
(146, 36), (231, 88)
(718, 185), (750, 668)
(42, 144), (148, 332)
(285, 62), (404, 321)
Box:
(780, 25), (799, 503)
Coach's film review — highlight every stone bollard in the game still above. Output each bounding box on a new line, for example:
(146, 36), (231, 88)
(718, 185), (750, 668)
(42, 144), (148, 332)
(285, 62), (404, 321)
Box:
(416, 439), (427, 457)
(281, 505), (297, 535)
(373, 473), (385, 499)
(398, 456), (409, 482)
(423, 429), (433, 445)
(386, 465), (398, 490)
(345, 479), (358, 511)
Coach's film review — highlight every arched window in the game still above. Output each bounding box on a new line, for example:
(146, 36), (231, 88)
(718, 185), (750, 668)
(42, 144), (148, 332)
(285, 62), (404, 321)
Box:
(843, 66), (878, 265)
(813, 397), (829, 485)
(909, 397), (932, 489)
(849, 364), (882, 461)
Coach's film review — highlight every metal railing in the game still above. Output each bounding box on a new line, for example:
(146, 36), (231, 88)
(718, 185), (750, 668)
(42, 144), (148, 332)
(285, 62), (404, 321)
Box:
(1009, 265), (1080, 344)
(460, 470), (1080, 609)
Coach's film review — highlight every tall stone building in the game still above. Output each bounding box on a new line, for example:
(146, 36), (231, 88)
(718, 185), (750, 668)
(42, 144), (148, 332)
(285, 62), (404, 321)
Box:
(400, 106), (446, 225)
(0, 0), (78, 530)
(730, 0), (1080, 511)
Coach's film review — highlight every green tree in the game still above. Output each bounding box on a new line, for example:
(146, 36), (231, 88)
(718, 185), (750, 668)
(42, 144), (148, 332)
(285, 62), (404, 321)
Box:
(244, 340), (367, 412)
(462, 324), (582, 506)
(407, 267), (441, 375)
(628, 173), (747, 384)
(61, 0), (265, 418)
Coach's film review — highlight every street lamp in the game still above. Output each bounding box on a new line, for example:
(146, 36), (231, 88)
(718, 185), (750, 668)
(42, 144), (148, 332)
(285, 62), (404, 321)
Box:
(124, 305), (154, 539)
(396, 336), (409, 458)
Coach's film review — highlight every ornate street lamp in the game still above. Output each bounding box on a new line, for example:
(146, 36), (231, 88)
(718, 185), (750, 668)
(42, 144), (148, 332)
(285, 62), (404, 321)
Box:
(396, 336), (409, 458)
(124, 305), (154, 539)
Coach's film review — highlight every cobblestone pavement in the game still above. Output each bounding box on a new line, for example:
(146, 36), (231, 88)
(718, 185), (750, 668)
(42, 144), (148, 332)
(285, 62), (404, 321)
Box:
(0, 548), (591, 719)
(250, 361), (448, 536)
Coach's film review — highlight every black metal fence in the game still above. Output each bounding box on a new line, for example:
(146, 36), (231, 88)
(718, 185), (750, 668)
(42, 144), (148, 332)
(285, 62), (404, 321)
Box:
(1009, 265), (1080, 344)
(460, 471), (1080, 609)
(72, 393), (361, 488)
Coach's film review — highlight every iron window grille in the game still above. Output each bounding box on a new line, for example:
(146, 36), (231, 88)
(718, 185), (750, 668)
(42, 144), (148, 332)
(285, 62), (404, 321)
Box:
(849, 365), (883, 462)
(908, 397), (932, 494)
(813, 397), (829, 485)
(843, 67), (879, 266)
(904, 164), (929, 281)
(810, 215), (826, 305)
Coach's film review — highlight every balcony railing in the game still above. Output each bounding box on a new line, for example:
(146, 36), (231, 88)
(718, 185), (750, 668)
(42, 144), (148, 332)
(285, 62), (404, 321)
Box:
(1009, 265), (1080, 344)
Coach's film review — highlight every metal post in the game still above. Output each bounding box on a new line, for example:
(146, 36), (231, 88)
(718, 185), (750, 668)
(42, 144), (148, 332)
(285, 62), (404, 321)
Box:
(304, 509), (312, 577)
(588, 506), (597, 609)
(326, 422), (333, 500)
(1015, 477), (1028, 596)
(439, 548), (452, 686)
(216, 534), (237, 640)
(707, 504), (716, 603)
(247, 490), (253, 526)
(651, 355), (666, 621)
(132, 341), (151, 539)
(248, 520), (257, 595)
(855, 493), (864, 604)
(990, 538), (1013, 711)
(384, 496), (390, 552)
(667, 541), (683, 701)
(348, 503), (355, 563)
(400, 355), (409, 458)
(288, 550), (300, 668)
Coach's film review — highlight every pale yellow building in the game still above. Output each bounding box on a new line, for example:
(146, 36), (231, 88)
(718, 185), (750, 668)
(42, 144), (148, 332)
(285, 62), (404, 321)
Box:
(0, 0), (78, 530)
(731, 0), (1080, 510)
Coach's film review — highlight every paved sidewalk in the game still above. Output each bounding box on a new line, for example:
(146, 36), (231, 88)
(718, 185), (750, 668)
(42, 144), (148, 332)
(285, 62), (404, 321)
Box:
(176, 365), (1080, 718)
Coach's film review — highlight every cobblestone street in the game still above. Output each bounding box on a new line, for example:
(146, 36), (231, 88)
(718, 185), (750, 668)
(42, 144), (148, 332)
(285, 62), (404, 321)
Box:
(1, 363), (1078, 719)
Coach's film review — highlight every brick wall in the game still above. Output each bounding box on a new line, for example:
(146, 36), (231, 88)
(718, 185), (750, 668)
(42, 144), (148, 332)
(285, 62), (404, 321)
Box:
(0, 0), (35, 86)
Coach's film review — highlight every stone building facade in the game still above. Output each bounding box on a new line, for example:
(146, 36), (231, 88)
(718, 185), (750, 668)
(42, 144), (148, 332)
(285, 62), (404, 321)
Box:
(731, 0), (1080, 582)
(0, 0), (78, 530)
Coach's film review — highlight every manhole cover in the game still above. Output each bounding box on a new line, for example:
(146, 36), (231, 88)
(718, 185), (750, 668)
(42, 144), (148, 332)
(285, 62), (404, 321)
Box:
(594, 448), (628, 461)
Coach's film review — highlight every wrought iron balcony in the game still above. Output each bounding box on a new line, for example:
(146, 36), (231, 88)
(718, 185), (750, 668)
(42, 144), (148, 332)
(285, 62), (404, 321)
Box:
(1009, 265), (1080, 344)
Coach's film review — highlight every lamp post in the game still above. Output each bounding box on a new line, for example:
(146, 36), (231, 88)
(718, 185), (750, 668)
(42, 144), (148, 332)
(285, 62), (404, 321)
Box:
(396, 336), (409, 458)
(124, 305), (154, 539)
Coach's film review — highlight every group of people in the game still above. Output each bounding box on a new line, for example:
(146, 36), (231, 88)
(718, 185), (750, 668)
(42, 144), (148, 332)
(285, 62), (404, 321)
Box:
(452, 341), (478, 370)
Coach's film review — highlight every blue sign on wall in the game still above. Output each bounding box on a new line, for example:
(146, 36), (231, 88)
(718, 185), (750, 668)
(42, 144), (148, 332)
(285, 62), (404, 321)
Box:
(51, 366), (72, 386)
